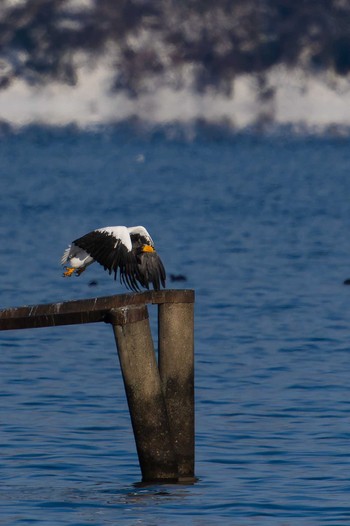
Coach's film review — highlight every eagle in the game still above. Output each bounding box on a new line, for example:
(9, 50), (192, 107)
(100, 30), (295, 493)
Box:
(61, 225), (166, 292)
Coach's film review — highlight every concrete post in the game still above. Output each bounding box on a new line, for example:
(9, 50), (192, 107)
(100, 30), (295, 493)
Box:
(108, 305), (178, 483)
(158, 302), (195, 481)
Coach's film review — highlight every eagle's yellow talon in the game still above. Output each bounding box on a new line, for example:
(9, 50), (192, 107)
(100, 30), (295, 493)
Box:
(63, 267), (75, 277)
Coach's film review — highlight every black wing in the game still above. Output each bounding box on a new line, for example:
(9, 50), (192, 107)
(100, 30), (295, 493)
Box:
(73, 230), (141, 292)
(136, 252), (166, 291)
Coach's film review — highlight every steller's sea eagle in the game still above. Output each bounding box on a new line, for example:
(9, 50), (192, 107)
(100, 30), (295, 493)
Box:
(61, 225), (166, 292)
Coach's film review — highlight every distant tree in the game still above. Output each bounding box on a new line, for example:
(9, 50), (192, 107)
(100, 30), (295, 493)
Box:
(0, 0), (350, 95)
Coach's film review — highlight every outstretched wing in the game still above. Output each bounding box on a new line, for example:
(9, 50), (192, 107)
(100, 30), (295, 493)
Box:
(73, 226), (140, 291)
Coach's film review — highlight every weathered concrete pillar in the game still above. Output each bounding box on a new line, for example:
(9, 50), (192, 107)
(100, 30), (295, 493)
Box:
(158, 301), (195, 481)
(108, 305), (178, 483)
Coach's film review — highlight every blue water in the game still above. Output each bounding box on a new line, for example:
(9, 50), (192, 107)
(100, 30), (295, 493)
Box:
(1, 124), (350, 524)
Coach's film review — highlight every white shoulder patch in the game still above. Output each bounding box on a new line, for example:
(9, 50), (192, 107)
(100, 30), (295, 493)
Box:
(127, 225), (154, 246)
(95, 225), (132, 251)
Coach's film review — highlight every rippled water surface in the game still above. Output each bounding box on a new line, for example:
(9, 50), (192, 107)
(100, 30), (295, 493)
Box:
(1, 126), (350, 524)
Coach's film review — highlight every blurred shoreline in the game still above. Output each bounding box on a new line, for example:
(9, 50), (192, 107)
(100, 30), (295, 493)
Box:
(1, 65), (350, 134)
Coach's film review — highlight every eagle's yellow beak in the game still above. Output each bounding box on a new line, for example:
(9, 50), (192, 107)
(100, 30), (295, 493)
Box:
(142, 245), (155, 253)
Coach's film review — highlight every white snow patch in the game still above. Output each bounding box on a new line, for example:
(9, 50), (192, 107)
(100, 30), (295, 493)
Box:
(1, 62), (350, 129)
